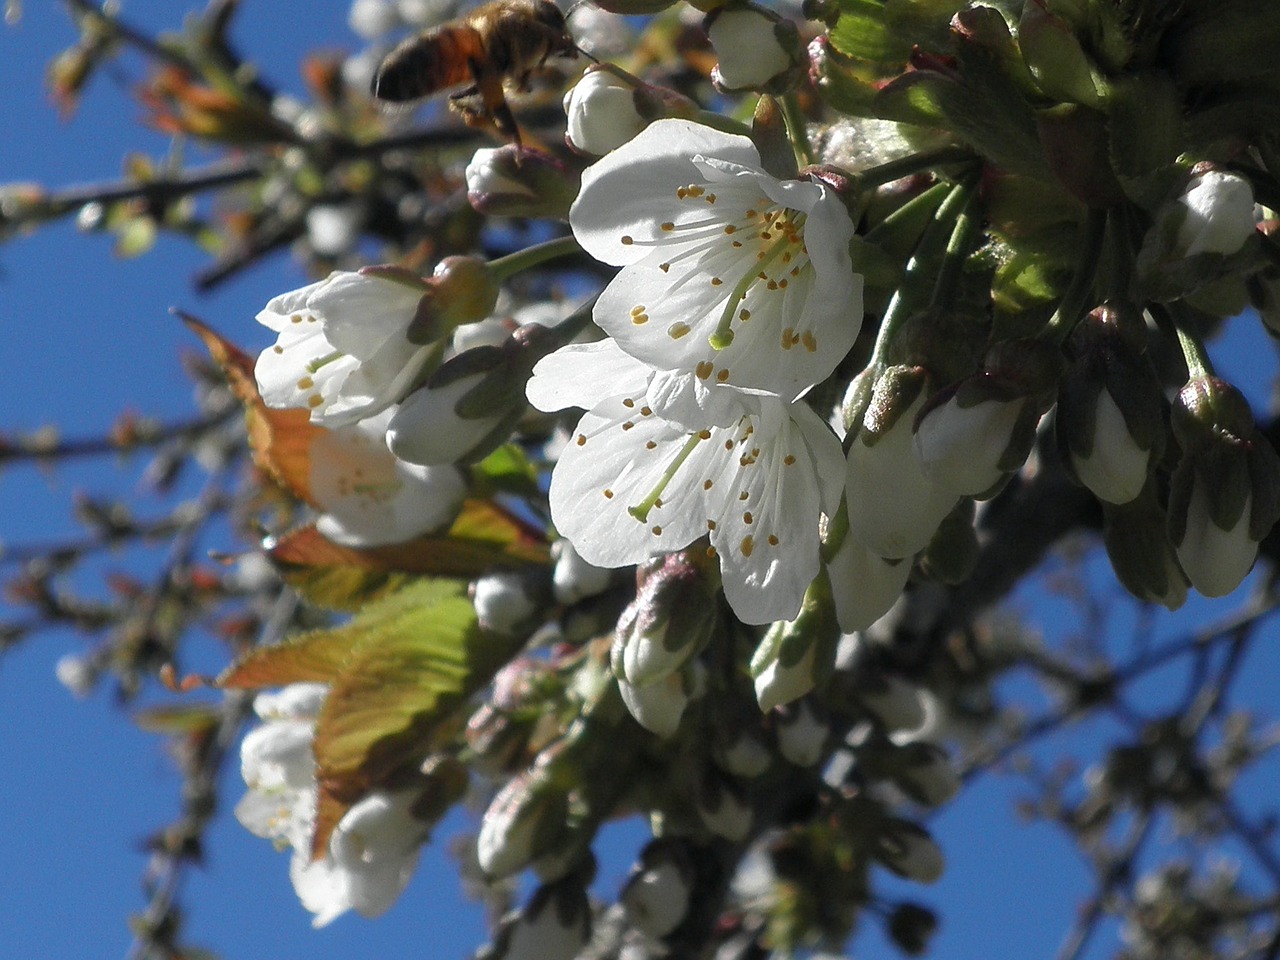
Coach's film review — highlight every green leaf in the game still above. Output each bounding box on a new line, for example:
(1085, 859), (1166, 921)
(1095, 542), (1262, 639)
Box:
(830, 0), (964, 65)
(473, 443), (540, 497)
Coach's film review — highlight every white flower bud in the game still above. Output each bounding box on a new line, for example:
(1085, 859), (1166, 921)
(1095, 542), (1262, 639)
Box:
(717, 732), (772, 778)
(498, 883), (591, 960)
(826, 536), (912, 634)
(774, 701), (827, 768)
(1175, 170), (1256, 258)
(914, 397), (1024, 497)
(621, 857), (692, 939)
(472, 573), (538, 636)
(387, 373), (509, 466)
(753, 630), (818, 712)
(55, 654), (94, 698)
(1070, 388), (1151, 504)
(859, 675), (928, 736)
(697, 781), (752, 841)
(348, 0), (401, 37)
(619, 669), (691, 739)
(564, 68), (647, 156)
(706, 5), (795, 91)
(551, 539), (612, 605)
(1175, 482), (1258, 598)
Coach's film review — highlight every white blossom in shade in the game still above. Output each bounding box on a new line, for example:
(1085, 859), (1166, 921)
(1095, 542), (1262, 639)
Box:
(774, 700), (827, 767)
(913, 396), (1025, 497)
(291, 790), (426, 928)
(498, 885), (591, 960)
(564, 68), (647, 156)
(1175, 481), (1258, 598)
(825, 534), (912, 633)
(306, 202), (363, 256)
(551, 539), (612, 604)
(1070, 389), (1150, 505)
(55, 654), (94, 698)
(397, 0), (458, 26)
(569, 119), (861, 400)
(527, 340), (845, 625)
(697, 781), (753, 841)
(705, 6), (793, 91)
(255, 269), (434, 426)
(859, 675), (928, 736)
(1175, 170), (1256, 258)
(472, 572), (537, 635)
(845, 392), (958, 558)
(308, 407), (467, 547)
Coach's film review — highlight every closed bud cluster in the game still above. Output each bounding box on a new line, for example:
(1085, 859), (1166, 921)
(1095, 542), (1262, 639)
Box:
(914, 338), (1064, 498)
(620, 840), (695, 939)
(476, 770), (569, 879)
(750, 574), (840, 711)
(1168, 376), (1280, 597)
(388, 323), (558, 466)
(466, 145), (583, 220)
(564, 64), (698, 157)
(704, 3), (804, 95)
(1057, 302), (1165, 505)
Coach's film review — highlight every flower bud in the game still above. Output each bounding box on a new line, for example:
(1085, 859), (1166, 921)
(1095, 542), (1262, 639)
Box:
(388, 323), (557, 465)
(465, 145), (582, 220)
(750, 574), (839, 711)
(876, 820), (944, 884)
(612, 553), (719, 687)
(774, 699), (828, 768)
(1017, 0), (1104, 107)
(914, 339), (1063, 498)
(844, 365), (958, 558)
(620, 840), (694, 939)
(704, 3), (803, 95)
(825, 533), (912, 634)
(858, 674), (928, 736)
(564, 64), (700, 157)
(476, 771), (568, 879)
(1102, 484), (1189, 611)
(696, 772), (753, 841)
(551, 539), (612, 605)
(1174, 170), (1256, 258)
(472, 572), (539, 636)
(618, 660), (704, 739)
(1168, 376), (1280, 597)
(889, 742), (961, 808)
(488, 877), (591, 960)
(715, 729), (772, 778)
(1057, 302), (1165, 505)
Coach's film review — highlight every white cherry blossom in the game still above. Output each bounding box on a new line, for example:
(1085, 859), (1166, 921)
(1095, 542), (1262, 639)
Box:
(570, 119), (861, 400)
(527, 340), (844, 624)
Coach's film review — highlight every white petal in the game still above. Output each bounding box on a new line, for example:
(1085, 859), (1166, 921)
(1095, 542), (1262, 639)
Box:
(526, 339), (651, 413)
(549, 407), (706, 568)
(570, 118), (762, 266)
(291, 849), (356, 928)
(255, 321), (353, 412)
(915, 398), (1022, 497)
(1071, 390), (1149, 505)
(256, 280), (327, 331)
(304, 271), (425, 360)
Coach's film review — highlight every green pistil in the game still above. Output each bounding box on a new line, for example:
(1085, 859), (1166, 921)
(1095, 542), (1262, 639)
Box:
(627, 433), (705, 523)
(709, 225), (796, 350)
(307, 350), (345, 374)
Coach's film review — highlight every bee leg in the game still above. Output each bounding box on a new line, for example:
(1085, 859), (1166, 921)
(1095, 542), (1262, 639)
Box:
(471, 58), (523, 150)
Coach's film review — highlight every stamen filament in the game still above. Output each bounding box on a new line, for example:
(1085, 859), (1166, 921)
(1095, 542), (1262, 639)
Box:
(627, 433), (705, 523)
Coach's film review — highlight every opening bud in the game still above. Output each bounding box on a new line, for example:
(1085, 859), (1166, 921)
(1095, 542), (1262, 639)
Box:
(466, 145), (583, 220)
(705, 3), (804, 95)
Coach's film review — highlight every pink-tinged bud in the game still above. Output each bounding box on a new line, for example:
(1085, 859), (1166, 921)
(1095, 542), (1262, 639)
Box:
(471, 572), (539, 636)
(876, 820), (945, 883)
(826, 534), (912, 634)
(705, 3), (804, 95)
(914, 339), (1064, 498)
(844, 366), (959, 558)
(750, 575), (839, 712)
(476, 772), (568, 879)
(465, 145), (582, 220)
(1057, 303), (1165, 505)
(774, 699), (829, 767)
(620, 841), (694, 939)
(612, 553), (719, 687)
(1168, 377), (1280, 597)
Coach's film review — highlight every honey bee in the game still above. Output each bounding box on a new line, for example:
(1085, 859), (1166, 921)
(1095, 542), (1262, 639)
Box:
(371, 0), (582, 146)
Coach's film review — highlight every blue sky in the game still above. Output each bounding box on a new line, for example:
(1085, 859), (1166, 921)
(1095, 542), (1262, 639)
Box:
(1, 4), (1277, 960)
